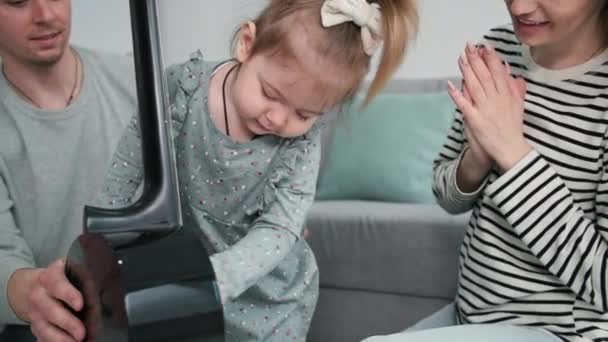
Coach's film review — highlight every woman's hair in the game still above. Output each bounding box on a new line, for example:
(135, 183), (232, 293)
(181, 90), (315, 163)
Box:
(232, 0), (418, 105)
(601, 0), (608, 47)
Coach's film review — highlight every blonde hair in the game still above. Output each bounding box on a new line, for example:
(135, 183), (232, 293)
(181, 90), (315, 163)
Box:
(234, 0), (418, 106)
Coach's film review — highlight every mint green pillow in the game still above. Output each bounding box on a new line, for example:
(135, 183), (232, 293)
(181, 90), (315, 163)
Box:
(316, 92), (455, 203)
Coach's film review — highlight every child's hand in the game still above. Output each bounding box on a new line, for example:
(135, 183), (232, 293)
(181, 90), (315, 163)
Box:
(448, 42), (531, 172)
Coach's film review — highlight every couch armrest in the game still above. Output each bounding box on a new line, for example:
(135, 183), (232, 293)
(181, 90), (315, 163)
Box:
(306, 201), (469, 300)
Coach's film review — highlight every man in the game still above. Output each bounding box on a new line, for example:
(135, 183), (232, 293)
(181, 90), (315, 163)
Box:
(0, 0), (136, 340)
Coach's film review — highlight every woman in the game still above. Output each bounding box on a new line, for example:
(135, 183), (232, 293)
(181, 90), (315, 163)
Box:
(365, 0), (608, 341)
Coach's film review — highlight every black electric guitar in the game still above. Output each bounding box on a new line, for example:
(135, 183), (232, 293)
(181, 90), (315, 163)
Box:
(64, 1), (224, 340)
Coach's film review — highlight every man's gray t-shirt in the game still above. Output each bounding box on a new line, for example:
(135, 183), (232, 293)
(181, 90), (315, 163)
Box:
(0, 47), (136, 324)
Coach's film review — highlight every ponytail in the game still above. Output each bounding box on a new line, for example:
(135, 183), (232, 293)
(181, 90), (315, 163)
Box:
(364, 0), (418, 105)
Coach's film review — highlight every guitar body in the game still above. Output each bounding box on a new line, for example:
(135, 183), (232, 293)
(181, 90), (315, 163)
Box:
(65, 228), (224, 341)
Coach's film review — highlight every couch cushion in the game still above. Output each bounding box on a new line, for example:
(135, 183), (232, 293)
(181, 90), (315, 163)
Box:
(306, 201), (469, 299)
(308, 288), (450, 342)
(316, 92), (455, 203)
(317, 78), (460, 184)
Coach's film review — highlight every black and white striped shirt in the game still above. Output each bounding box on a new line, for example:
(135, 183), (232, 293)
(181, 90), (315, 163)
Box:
(433, 25), (608, 342)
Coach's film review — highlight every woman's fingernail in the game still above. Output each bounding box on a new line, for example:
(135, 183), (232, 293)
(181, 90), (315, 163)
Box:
(485, 44), (495, 54)
(447, 80), (457, 92)
(460, 52), (468, 65)
(466, 41), (476, 54)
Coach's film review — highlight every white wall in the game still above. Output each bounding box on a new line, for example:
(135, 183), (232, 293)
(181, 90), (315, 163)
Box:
(71, 0), (510, 79)
(397, 0), (510, 78)
(71, 0), (133, 56)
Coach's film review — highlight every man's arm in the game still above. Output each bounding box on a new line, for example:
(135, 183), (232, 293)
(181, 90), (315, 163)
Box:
(0, 170), (86, 340)
(0, 170), (36, 324)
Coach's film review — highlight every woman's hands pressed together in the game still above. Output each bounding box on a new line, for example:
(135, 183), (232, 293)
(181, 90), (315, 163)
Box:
(448, 42), (532, 173)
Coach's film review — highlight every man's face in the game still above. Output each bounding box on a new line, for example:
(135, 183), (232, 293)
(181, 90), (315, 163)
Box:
(0, 0), (71, 66)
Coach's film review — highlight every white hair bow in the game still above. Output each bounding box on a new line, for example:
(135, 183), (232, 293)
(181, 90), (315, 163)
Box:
(321, 0), (383, 56)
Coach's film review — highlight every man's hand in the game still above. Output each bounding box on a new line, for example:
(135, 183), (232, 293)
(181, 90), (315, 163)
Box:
(8, 259), (86, 342)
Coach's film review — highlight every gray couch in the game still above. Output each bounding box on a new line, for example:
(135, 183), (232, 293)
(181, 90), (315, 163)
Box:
(305, 79), (470, 342)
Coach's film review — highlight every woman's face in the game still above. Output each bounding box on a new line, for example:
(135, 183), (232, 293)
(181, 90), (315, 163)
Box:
(505, 0), (605, 48)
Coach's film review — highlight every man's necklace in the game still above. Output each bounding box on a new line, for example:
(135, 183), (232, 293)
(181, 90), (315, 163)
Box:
(3, 48), (81, 108)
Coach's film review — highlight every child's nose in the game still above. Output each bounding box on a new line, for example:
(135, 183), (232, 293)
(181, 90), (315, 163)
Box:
(266, 109), (288, 128)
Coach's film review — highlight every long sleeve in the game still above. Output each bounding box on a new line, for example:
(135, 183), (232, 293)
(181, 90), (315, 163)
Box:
(97, 61), (192, 208)
(96, 114), (145, 208)
(432, 109), (488, 214)
(486, 145), (608, 311)
(0, 173), (35, 324)
(210, 129), (322, 303)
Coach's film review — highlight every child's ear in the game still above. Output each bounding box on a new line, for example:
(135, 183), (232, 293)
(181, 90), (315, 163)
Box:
(236, 21), (257, 62)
